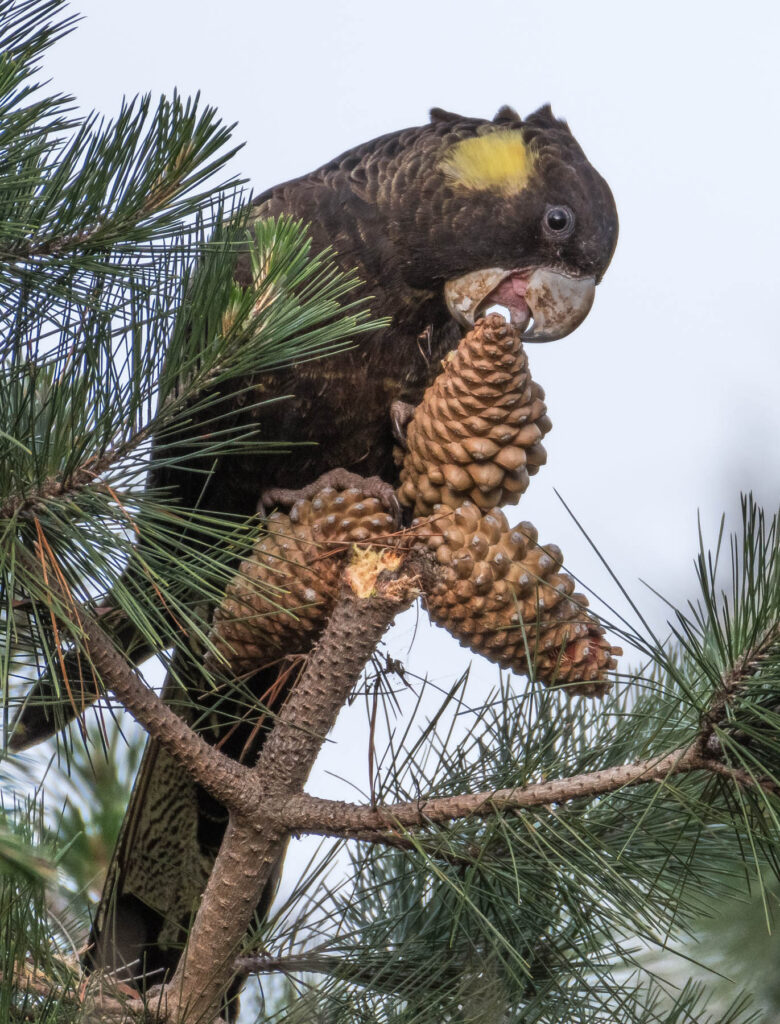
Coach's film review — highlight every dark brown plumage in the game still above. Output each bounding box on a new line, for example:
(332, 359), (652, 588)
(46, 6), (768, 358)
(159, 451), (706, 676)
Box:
(13, 103), (617, 747)
(163, 103), (617, 518)
(12, 105), (618, 1007)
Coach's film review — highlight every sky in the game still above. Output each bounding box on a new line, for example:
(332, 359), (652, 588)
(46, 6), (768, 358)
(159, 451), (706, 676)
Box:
(39, 0), (780, 912)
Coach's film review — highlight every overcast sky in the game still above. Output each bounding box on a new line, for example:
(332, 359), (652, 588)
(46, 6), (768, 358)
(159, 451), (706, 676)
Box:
(40, 0), (780, 898)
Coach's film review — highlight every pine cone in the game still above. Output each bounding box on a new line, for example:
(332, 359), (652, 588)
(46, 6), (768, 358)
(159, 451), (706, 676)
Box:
(398, 314), (552, 516)
(414, 503), (619, 695)
(206, 488), (396, 677)
(206, 491), (619, 696)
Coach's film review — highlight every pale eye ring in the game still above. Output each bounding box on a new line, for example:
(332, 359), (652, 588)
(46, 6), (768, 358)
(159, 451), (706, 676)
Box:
(543, 205), (575, 238)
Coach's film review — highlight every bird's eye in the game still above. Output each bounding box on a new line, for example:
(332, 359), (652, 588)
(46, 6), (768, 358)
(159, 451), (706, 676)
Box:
(543, 206), (575, 237)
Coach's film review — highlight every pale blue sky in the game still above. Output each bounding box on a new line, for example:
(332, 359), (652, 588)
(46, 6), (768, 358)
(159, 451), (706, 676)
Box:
(46, 0), (780, 597)
(40, 0), (780, 915)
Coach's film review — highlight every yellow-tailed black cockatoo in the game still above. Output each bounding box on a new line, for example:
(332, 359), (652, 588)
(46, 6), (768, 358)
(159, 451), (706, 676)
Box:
(12, 104), (618, 1004)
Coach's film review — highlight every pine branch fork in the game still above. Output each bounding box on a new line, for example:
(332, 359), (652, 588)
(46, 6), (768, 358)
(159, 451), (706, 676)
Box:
(22, 527), (774, 1024)
(21, 536), (775, 1024)
(15, 318), (779, 1023)
(0, 18), (776, 1014)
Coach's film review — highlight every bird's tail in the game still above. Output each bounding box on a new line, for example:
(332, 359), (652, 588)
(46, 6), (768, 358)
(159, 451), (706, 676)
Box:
(7, 610), (154, 752)
(85, 654), (290, 1018)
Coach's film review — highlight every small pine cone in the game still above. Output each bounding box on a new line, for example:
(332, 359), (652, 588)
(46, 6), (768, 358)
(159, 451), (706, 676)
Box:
(413, 504), (620, 696)
(206, 488), (396, 678)
(398, 314), (552, 516)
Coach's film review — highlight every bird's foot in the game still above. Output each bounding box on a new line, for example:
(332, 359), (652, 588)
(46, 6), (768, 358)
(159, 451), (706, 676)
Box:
(259, 469), (402, 526)
(390, 400), (416, 450)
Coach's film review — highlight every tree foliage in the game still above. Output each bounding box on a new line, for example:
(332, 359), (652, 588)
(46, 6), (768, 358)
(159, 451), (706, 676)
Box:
(0, 3), (779, 1023)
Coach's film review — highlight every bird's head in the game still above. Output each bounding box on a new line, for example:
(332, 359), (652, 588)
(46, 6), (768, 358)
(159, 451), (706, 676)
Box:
(384, 104), (618, 342)
(253, 105), (617, 343)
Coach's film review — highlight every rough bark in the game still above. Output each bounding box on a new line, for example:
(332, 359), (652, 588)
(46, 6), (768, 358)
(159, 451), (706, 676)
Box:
(161, 554), (422, 1023)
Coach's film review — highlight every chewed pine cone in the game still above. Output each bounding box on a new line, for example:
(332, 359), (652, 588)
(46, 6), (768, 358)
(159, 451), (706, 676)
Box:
(206, 488), (396, 677)
(398, 314), (551, 516)
(414, 503), (620, 695)
(207, 485), (619, 696)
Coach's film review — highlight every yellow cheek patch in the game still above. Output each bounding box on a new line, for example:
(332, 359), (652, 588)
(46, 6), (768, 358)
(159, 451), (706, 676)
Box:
(440, 130), (536, 195)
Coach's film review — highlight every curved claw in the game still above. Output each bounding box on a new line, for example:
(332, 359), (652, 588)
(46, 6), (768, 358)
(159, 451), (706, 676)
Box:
(390, 400), (416, 451)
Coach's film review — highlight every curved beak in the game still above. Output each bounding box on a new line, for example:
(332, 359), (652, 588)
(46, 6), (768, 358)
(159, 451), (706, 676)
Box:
(522, 268), (596, 342)
(444, 266), (596, 343)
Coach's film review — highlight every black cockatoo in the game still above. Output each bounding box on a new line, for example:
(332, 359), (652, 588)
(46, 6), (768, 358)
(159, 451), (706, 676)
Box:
(12, 105), (618, 995)
(155, 101), (618, 522)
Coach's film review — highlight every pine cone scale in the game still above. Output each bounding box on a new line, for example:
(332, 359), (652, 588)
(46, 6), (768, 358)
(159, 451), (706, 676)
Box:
(398, 314), (553, 517)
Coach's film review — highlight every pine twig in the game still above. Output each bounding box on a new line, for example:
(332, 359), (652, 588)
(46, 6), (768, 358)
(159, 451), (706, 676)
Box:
(15, 545), (251, 813)
(274, 745), (779, 847)
(0, 451), (118, 521)
(699, 619), (780, 755)
(161, 549), (424, 1023)
(0, 963), (144, 1022)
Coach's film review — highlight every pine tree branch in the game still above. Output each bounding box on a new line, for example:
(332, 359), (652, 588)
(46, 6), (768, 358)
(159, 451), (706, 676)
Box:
(0, 222), (122, 264)
(0, 228), (375, 524)
(699, 619), (780, 755)
(161, 550), (423, 1024)
(75, 604), (253, 811)
(234, 951), (345, 976)
(14, 545), (421, 1021)
(0, 963), (143, 1022)
(0, 365), (230, 522)
(15, 545), (251, 812)
(0, 449), (119, 520)
(274, 744), (780, 847)
(0, 381), (226, 523)
(16, 510), (778, 1020)
(0, 393), (206, 520)
(702, 757), (779, 792)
